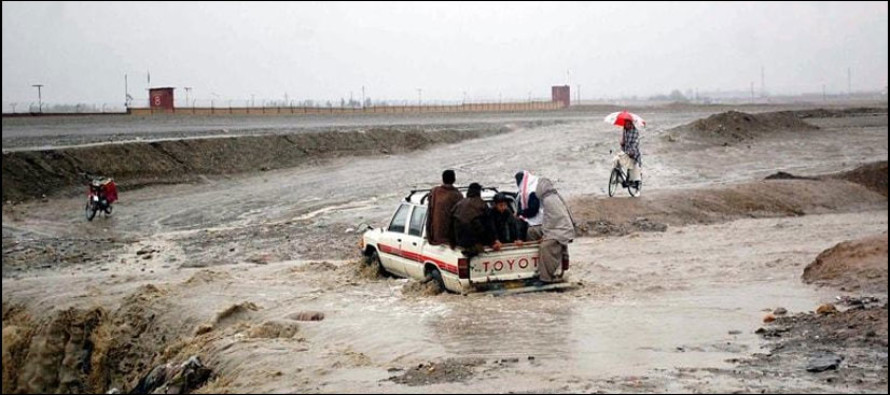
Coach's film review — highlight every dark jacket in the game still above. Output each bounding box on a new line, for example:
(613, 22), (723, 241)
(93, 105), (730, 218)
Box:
(517, 192), (540, 219)
(451, 196), (494, 249)
(426, 184), (463, 245)
(489, 208), (522, 243)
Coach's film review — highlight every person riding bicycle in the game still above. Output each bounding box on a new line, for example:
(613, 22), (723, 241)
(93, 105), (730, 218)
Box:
(616, 120), (642, 188)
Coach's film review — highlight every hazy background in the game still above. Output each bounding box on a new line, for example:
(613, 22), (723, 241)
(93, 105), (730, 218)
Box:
(2, 1), (888, 108)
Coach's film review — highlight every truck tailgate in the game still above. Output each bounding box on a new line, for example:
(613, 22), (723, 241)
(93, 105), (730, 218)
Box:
(469, 244), (541, 283)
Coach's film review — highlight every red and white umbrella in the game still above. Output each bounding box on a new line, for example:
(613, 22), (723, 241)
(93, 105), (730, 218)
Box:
(604, 111), (646, 129)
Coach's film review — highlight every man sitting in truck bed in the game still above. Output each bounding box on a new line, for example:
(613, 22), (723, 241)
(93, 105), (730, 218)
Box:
(426, 169), (463, 246)
(451, 183), (498, 257)
(489, 192), (524, 249)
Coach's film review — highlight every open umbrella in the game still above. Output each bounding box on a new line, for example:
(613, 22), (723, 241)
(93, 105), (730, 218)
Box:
(604, 111), (646, 129)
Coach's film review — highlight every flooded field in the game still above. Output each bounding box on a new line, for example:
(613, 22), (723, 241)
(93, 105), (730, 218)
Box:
(2, 104), (888, 393)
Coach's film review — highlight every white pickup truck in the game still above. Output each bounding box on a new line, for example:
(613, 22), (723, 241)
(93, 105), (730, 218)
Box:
(360, 187), (572, 294)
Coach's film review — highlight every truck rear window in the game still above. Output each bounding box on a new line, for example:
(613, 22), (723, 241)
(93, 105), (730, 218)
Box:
(408, 206), (427, 236)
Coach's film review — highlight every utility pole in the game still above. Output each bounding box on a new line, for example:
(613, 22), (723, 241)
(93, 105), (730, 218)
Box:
(31, 84), (44, 113)
(361, 86), (365, 109)
(124, 74), (129, 109)
(417, 88), (422, 107)
(760, 66), (765, 97)
(184, 87), (192, 107)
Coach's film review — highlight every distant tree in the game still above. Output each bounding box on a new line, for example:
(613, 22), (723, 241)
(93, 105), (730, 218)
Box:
(340, 98), (346, 108)
(364, 97), (372, 108)
(669, 89), (688, 102)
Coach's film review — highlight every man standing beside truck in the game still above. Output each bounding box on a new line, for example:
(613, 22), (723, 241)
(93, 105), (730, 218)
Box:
(426, 170), (463, 246)
(535, 177), (576, 284)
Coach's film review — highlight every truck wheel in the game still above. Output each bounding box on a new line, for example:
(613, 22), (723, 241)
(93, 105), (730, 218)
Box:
(364, 250), (386, 277)
(425, 267), (446, 294)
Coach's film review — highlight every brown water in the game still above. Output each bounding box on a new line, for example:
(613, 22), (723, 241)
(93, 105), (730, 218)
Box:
(2, 108), (888, 393)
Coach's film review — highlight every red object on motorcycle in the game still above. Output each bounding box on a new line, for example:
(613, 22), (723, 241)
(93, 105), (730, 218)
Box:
(104, 180), (118, 203)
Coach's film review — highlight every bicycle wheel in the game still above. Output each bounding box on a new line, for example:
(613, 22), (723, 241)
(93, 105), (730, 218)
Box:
(627, 172), (642, 197)
(608, 168), (621, 197)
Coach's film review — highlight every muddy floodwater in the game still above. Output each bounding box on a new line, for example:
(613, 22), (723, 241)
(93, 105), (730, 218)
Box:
(3, 105), (888, 393)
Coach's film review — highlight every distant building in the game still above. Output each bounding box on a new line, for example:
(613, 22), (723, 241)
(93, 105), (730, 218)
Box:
(149, 87), (175, 111)
(551, 85), (570, 108)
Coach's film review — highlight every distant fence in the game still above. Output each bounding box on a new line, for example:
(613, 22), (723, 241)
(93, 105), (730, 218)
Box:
(129, 101), (564, 116)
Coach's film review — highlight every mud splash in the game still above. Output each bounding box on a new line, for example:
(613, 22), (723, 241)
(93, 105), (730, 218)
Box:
(401, 280), (444, 297)
(0, 283), (209, 394)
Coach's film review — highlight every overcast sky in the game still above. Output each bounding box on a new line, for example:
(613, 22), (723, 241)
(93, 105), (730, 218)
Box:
(2, 1), (888, 106)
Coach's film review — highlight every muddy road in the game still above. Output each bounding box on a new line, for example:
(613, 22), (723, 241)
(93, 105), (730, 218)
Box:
(2, 106), (888, 393)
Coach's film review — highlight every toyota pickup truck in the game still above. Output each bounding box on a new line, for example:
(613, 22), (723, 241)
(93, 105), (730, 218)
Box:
(360, 187), (572, 294)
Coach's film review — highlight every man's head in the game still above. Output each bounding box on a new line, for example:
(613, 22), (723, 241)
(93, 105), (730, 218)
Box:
(493, 193), (509, 213)
(515, 171), (525, 187)
(467, 182), (482, 198)
(442, 170), (456, 185)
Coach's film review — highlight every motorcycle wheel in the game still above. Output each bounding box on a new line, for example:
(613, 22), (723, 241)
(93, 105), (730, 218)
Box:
(85, 202), (97, 221)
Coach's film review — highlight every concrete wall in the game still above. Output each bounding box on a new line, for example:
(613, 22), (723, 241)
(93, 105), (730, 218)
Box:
(128, 101), (562, 116)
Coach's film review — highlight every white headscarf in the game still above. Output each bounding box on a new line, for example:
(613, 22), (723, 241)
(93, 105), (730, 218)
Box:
(518, 170), (543, 226)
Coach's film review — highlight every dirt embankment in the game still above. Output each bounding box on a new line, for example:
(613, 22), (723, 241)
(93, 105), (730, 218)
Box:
(1, 284), (191, 394)
(830, 161), (889, 197)
(571, 162), (888, 237)
(1, 124), (522, 203)
(666, 110), (820, 145)
(802, 233), (888, 293)
(790, 107), (888, 119)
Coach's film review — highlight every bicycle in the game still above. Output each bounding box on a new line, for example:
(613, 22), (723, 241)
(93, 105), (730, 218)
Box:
(608, 150), (642, 197)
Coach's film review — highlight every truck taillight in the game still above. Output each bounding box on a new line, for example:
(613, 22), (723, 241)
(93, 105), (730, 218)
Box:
(562, 254), (570, 271)
(458, 258), (469, 279)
